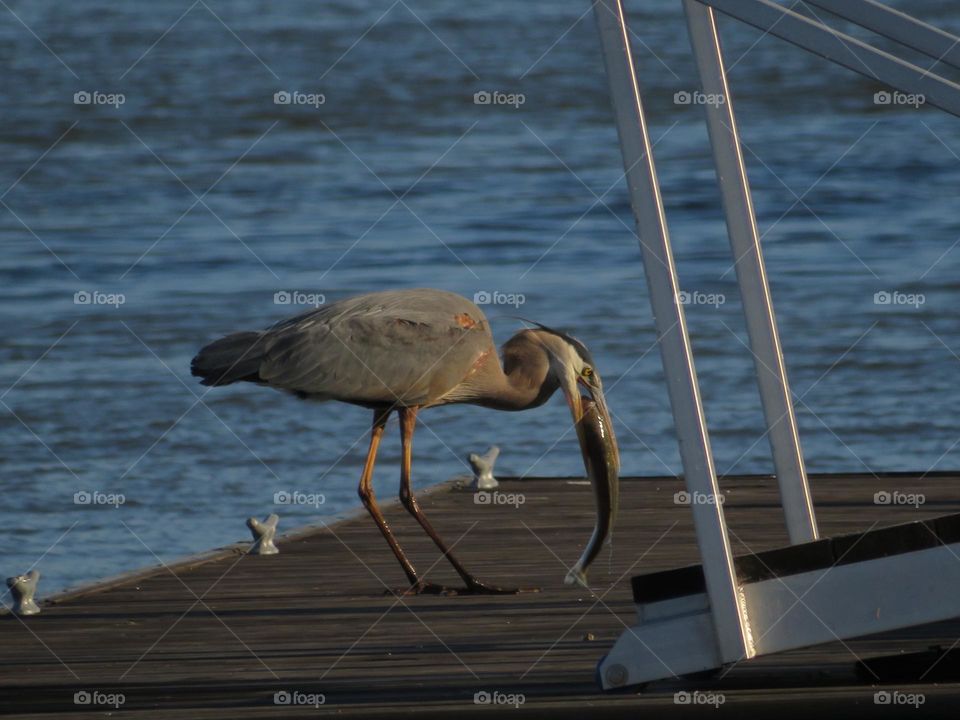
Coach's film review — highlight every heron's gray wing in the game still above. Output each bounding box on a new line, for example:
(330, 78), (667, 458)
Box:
(258, 291), (492, 405)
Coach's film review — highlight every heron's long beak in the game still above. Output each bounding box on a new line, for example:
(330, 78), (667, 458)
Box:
(561, 373), (619, 469)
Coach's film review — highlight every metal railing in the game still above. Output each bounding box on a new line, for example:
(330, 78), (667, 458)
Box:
(593, 0), (750, 662)
(708, 0), (960, 117)
(593, 0), (960, 667)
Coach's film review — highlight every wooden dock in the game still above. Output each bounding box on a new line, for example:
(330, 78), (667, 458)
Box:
(3, 472), (960, 718)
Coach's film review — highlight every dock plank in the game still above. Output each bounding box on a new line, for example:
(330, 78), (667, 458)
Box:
(2, 473), (960, 717)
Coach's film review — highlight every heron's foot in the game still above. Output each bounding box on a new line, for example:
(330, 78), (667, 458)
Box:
(460, 579), (541, 595)
(387, 580), (458, 597)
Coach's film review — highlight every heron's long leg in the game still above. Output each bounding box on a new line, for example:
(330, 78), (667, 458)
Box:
(398, 407), (525, 594)
(357, 409), (421, 587)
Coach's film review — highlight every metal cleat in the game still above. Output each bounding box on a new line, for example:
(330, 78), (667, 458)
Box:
(6, 570), (41, 616)
(468, 446), (500, 491)
(247, 514), (280, 555)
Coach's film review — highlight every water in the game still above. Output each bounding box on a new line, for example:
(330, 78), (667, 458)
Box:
(3, 0), (960, 597)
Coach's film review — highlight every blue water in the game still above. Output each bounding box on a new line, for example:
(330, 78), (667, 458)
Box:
(3, 0), (960, 597)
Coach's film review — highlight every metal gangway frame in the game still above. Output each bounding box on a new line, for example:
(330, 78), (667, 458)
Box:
(592, 0), (960, 689)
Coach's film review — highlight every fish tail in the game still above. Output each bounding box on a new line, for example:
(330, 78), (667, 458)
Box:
(564, 563), (589, 589)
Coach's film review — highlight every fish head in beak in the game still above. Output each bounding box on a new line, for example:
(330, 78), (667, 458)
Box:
(558, 358), (619, 472)
(520, 322), (620, 473)
(524, 323), (620, 589)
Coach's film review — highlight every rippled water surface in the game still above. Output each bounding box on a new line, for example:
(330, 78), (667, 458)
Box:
(3, 0), (960, 596)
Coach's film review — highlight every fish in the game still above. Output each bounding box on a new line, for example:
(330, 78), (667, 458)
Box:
(564, 395), (621, 589)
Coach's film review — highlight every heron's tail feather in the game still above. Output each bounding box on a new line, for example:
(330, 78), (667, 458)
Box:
(191, 332), (268, 386)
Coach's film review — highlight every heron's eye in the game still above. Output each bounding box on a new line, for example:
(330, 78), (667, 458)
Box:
(581, 366), (594, 379)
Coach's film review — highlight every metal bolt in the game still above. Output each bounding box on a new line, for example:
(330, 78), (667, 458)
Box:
(605, 663), (628, 687)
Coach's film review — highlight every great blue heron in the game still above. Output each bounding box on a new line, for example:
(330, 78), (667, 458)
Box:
(191, 288), (617, 595)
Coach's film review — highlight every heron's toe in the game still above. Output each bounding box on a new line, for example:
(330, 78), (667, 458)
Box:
(464, 580), (540, 595)
(386, 580), (457, 597)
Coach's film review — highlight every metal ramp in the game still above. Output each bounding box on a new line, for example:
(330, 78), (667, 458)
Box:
(592, 0), (960, 690)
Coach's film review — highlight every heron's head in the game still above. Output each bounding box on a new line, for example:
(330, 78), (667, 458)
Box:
(525, 325), (619, 459)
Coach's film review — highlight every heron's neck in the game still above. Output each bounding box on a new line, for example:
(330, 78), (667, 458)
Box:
(478, 346), (557, 411)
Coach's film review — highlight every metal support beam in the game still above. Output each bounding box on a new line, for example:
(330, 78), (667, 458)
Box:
(700, 0), (960, 119)
(592, 0), (749, 663)
(683, 1), (818, 544)
(602, 538), (960, 688)
(805, 0), (960, 72)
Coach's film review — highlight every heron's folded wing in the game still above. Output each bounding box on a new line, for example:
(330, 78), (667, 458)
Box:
(258, 307), (489, 404)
